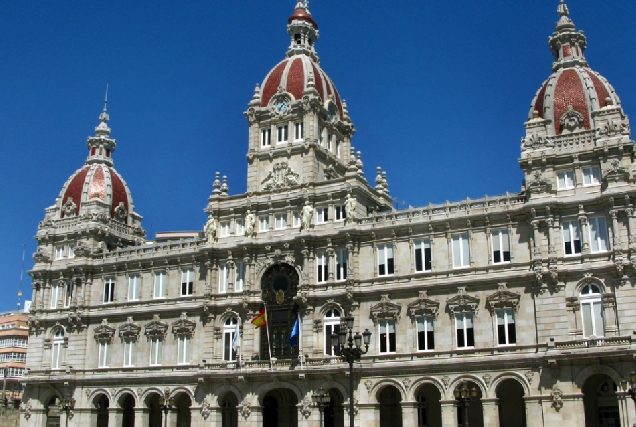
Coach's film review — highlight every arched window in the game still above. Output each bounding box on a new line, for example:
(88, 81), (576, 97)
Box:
(223, 317), (239, 361)
(580, 285), (604, 337)
(51, 329), (64, 369)
(324, 309), (340, 356)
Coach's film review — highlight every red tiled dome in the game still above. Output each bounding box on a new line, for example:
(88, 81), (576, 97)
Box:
(288, 8), (317, 30)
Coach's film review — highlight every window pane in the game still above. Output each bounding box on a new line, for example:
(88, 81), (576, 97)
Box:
(466, 327), (474, 347)
(582, 303), (593, 337)
(415, 247), (423, 272)
(592, 302), (603, 336)
(461, 237), (470, 266)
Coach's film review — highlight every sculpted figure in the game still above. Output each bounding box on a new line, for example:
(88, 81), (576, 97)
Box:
(244, 210), (256, 237)
(344, 194), (357, 225)
(63, 197), (77, 218)
(205, 215), (217, 243)
(300, 201), (314, 231)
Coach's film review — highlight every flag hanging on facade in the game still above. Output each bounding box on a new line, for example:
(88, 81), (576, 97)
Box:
(232, 321), (240, 353)
(290, 316), (300, 348)
(251, 307), (267, 328)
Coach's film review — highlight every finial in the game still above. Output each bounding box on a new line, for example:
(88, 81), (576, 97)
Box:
(557, 0), (569, 17)
(212, 172), (222, 195)
(98, 84), (110, 125)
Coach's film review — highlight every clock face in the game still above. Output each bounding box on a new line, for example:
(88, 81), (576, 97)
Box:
(275, 99), (288, 113)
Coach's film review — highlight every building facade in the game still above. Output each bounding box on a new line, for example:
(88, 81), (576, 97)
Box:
(20, 1), (636, 427)
(0, 310), (28, 408)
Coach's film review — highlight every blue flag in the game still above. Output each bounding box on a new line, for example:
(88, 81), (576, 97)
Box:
(290, 316), (300, 348)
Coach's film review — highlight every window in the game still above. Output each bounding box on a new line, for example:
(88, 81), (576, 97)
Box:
(103, 278), (115, 303)
(219, 264), (229, 293)
(68, 244), (75, 259)
(589, 216), (609, 253)
(580, 285), (604, 337)
(259, 215), (269, 232)
(316, 252), (328, 283)
(335, 206), (346, 221)
(455, 313), (474, 348)
(63, 281), (73, 308)
(275, 214), (287, 230)
(149, 337), (162, 365)
(277, 125), (288, 144)
(177, 336), (191, 365)
(55, 245), (65, 260)
(452, 234), (470, 268)
(235, 262), (245, 292)
(181, 268), (194, 296)
(261, 128), (271, 147)
(336, 139), (341, 158)
(235, 219), (245, 236)
(492, 230), (511, 264)
(562, 220), (582, 255)
(414, 240), (432, 272)
(327, 133), (333, 151)
(219, 221), (230, 237)
(50, 283), (61, 309)
(154, 272), (166, 299)
(128, 274), (140, 301)
(417, 395), (428, 427)
(379, 320), (396, 353)
(324, 309), (341, 356)
(378, 244), (394, 276)
(557, 170), (575, 189)
(223, 317), (239, 361)
(336, 249), (347, 281)
(98, 341), (110, 368)
(496, 310), (516, 345)
(293, 212), (301, 228)
(294, 122), (304, 140)
(318, 125), (323, 145)
(51, 330), (64, 369)
(123, 339), (136, 367)
(316, 207), (328, 224)
(417, 317), (435, 351)
(0, 338), (27, 348)
(583, 166), (601, 186)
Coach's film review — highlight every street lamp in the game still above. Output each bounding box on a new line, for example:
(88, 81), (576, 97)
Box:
(621, 372), (636, 427)
(331, 315), (371, 427)
(61, 395), (76, 427)
(312, 386), (331, 427)
(158, 393), (175, 427)
(454, 381), (478, 427)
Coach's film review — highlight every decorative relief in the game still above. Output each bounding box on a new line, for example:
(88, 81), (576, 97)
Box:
(402, 378), (412, 391)
(261, 162), (300, 191)
(301, 396), (312, 419)
(551, 386), (564, 412)
(144, 315), (168, 340)
(370, 295), (401, 324)
(364, 380), (373, 393)
(526, 170), (552, 194)
(238, 398), (252, 419)
(485, 284), (521, 313)
(172, 313), (196, 337)
(407, 291), (440, 319)
(118, 317), (141, 340)
(344, 398), (359, 416)
(525, 371), (534, 384)
(482, 374), (492, 387)
(560, 105), (584, 134)
(603, 158), (630, 183)
(19, 401), (31, 420)
(442, 376), (451, 387)
(62, 197), (77, 218)
(200, 400), (212, 420)
(93, 319), (116, 342)
(114, 202), (128, 222)
(446, 288), (480, 315)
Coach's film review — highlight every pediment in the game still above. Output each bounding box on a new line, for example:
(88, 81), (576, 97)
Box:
(118, 317), (142, 339)
(446, 287), (480, 314)
(486, 284), (521, 312)
(172, 313), (196, 337)
(370, 295), (401, 324)
(144, 315), (168, 339)
(407, 291), (440, 319)
(94, 319), (116, 342)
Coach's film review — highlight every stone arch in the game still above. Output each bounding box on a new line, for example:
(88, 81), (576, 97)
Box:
(490, 372), (531, 396)
(87, 389), (112, 404)
(171, 386), (195, 401)
(446, 375), (488, 400)
(320, 301), (345, 316)
(255, 259), (303, 281)
(113, 388), (138, 406)
(49, 323), (67, 337)
(212, 384), (243, 406)
(255, 381), (303, 406)
(218, 308), (242, 326)
(140, 387), (165, 403)
(371, 379), (407, 403)
(316, 379), (348, 402)
(574, 364), (623, 390)
(409, 377), (446, 401)
(573, 275), (607, 296)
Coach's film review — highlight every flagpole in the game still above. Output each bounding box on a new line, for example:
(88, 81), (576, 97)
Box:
(264, 303), (274, 370)
(299, 311), (304, 369)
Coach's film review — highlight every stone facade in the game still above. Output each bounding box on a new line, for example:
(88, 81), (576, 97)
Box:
(21, 2), (636, 427)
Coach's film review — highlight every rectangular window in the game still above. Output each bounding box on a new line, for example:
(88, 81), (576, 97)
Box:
(417, 394), (427, 427)
(325, 322), (341, 356)
(103, 278), (115, 303)
(293, 211), (301, 228)
(335, 206), (346, 221)
(219, 264), (229, 293)
(582, 300), (604, 337)
(154, 272), (166, 299)
(223, 328), (237, 361)
(149, 338), (162, 366)
(417, 317), (435, 351)
(219, 221), (230, 237)
(181, 268), (194, 296)
(452, 234), (471, 268)
(327, 133), (333, 151)
(414, 240), (432, 272)
(68, 244), (75, 259)
(261, 128), (271, 147)
(378, 244), (395, 276)
(123, 339), (136, 367)
(379, 320), (397, 353)
(589, 216), (609, 253)
(51, 341), (62, 369)
(562, 220), (582, 255)
(50, 283), (60, 309)
(63, 281), (73, 308)
(98, 341), (110, 368)
(492, 230), (511, 264)
(557, 170), (575, 189)
(336, 249), (348, 281)
(277, 125), (288, 144)
(177, 336), (191, 365)
(55, 245), (65, 260)
(456, 313), (475, 348)
(235, 262), (245, 292)
(235, 219), (245, 236)
(497, 310), (516, 345)
(275, 214), (287, 230)
(128, 274), (140, 301)
(316, 252), (328, 283)
(294, 122), (304, 140)
(316, 207), (328, 224)
(259, 215), (269, 232)
(583, 166), (601, 186)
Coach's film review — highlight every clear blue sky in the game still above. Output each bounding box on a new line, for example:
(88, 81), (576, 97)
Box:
(1, 1), (635, 312)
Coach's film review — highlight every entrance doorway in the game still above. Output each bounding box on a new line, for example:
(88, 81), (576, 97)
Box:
(378, 385), (402, 427)
(262, 389), (298, 427)
(583, 374), (621, 427)
(46, 396), (61, 427)
(220, 392), (238, 427)
(324, 388), (344, 427)
(496, 379), (526, 427)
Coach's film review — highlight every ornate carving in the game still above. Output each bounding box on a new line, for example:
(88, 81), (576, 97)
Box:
(442, 376), (451, 387)
(300, 201), (314, 231)
(62, 197), (77, 218)
(19, 401), (32, 420)
(560, 105), (584, 134)
(144, 315), (168, 340)
(525, 371), (534, 385)
(402, 378), (412, 391)
(204, 215), (217, 243)
(446, 288), (480, 315)
(114, 202), (128, 222)
(33, 248), (51, 263)
(364, 380), (373, 393)
(485, 284), (521, 313)
(604, 158), (630, 183)
(172, 313), (196, 337)
(118, 317), (141, 340)
(370, 295), (401, 324)
(526, 170), (552, 194)
(407, 291), (440, 319)
(482, 374), (492, 387)
(238, 397), (251, 419)
(551, 386), (564, 412)
(344, 398), (359, 416)
(200, 400), (212, 420)
(301, 396), (312, 419)
(261, 162), (300, 191)
(94, 319), (116, 342)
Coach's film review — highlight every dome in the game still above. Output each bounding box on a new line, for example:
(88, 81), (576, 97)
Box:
(528, 1), (624, 136)
(288, 7), (317, 30)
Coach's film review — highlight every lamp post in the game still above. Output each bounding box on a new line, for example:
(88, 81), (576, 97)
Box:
(312, 386), (331, 427)
(331, 315), (371, 427)
(61, 395), (75, 427)
(454, 381), (477, 427)
(621, 371), (636, 427)
(158, 393), (174, 427)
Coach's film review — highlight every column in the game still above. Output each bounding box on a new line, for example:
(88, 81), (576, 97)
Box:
(358, 403), (378, 427)
(481, 398), (500, 427)
(578, 211), (590, 254)
(135, 406), (150, 427)
(440, 400), (457, 427)
(401, 401), (418, 427)
(621, 395), (636, 427)
(610, 209), (623, 251)
(108, 407), (122, 427)
(167, 407), (178, 427)
(523, 396), (544, 427)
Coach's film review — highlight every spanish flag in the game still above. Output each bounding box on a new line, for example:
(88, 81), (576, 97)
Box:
(251, 307), (267, 328)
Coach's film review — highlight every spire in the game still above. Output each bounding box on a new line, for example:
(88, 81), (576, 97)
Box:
(548, 0), (588, 71)
(286, 0), (320, 62)
(95, 84), (111, 138)
(86, 85), (117, 166)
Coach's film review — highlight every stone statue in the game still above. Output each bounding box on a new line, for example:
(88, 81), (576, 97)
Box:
(63, 197), (77, 218)
(300, 201), (314, 231)
(205, 215), (217, 242)
(244, 210), (256, 237)
(344, 194), (357, 225)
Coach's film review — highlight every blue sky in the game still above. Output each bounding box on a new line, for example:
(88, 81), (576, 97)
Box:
(1, 1), (635, 313)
